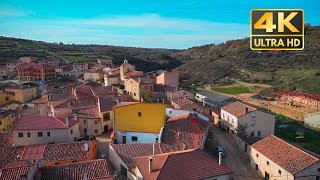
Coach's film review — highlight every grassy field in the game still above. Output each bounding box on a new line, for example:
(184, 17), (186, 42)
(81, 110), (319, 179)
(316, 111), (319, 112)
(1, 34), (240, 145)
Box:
(212, 86), (251, 95)
(275, 114), (320, 154)
(50, 52), (97, 63)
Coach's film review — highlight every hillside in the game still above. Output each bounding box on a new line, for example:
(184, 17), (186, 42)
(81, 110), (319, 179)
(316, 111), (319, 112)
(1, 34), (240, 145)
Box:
(176, 26), (320, 95)
(0, 37), (181, 72)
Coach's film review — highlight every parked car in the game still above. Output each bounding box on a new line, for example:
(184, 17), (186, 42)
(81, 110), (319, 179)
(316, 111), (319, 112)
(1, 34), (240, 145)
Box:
(77, 135), (96, 141)
(217, 146), (225, 157)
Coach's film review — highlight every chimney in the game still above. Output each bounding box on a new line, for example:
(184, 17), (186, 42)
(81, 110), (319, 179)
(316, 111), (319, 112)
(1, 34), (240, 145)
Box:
(152, 144), (155, 156)
(202, 99), (205, 106)
(73, 113), (78, 121)
(65, 118), (69, 127)
(124, 59), (128, 64)
(138, 77), (141, 83)
(84, 143), (89, 151)
(218, 152), (222, 165)
(148, 156), (153, 173)
(244, 107), (249, 114)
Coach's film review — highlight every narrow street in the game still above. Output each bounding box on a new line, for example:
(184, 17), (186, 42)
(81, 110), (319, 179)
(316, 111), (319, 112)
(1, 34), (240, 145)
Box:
(205, 124), (262, 180)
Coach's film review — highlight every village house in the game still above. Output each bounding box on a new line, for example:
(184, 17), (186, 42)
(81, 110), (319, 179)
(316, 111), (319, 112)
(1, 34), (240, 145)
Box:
(0, 140), (98, 180)
(133, 149), (233, 180)
(120, 59), (136, 81)
(220, 102), (275, 138)
(0, 90), (15, 106)
(124, 76), (154, 101)
(156, 69), (179, 87)
(13, 115), (80, 146)
(0, 65), (8, 80)
(5, 84), (38, 103)
(104, 68), (120, 86)
(164, 87), (194, 102)
(5, 61), (20, 73)
(109, 143), (161, 180)
(0, 109), (16, 132)
(195, 90), (236, 108)
(40, 159), (113, 180)
(84, 69), (104, 82)
(160, 113), (209, 152)
(112, 102), (166, 144)
(73, 62), (88, 73)
(97, 58), (113, 67)
(250, 135), (320, 180)
(18, 62), (56, 82)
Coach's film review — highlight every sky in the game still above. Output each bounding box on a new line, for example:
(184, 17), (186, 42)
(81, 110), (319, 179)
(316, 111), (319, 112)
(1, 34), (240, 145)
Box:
(0, 0), (319, 49)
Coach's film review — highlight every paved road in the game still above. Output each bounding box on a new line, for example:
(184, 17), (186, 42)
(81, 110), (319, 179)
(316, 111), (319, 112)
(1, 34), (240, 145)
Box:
(96, 132), (111, 159)
(205, 124), (262, 180)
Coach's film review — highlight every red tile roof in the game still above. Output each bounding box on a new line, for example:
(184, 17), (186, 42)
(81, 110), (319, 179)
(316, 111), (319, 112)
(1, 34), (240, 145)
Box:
(111, 143), (161, 169)
(172, 97), (193, 107)
(221, 102), (256, 117)
(91, 86), (115, 97)
(14, 115), (78, 131)
(133, 149), (233, 180)
(19, 62), (55, 70)
(75, 85), (95, 99)
(161, 113), (209, 153)
(125, 70), (144, 78)
(99, 97), (114, 112)
(43, 141), (95, 162)
(40, 159), (113, 180)
(21, 145), (45, 160)
(251, 135), (319, 174)
(0, 146), (25, 169)
(0, 133), (13, 147)
(0, 165), (30, 180)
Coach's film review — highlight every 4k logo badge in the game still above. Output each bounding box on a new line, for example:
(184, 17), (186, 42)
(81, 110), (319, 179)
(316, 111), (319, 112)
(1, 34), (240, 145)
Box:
(250, 9), (304, 50)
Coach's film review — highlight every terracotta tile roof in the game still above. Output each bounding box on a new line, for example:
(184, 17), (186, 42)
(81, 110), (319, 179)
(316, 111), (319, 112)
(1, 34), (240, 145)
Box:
(76, 106), (101, 118)
(221, 102), (256, 117)
(19, 62), (55, 69)
(43, 141), (94, 162)
(251, 135), (319, 174)
(114, 102), (139, 108)
(0, 146), (25, 168)
(111, 143), (161, 169)
(52, 107), (72, 120)
(0, 165), (30, 180)
(125, 70), (144, 78)
(14, 115), (78, 131)
(99, 97), (114, 112)
(172, 97), (193, 107)
(75, 85), (95, 99)
(0, 133), (13, 147)
(160, 113), (209, 153)
(21, 144), (45, 160)
(131, 76), (154, 84)
(40, 159), (113, 180)
(32, 97), (48, 104)
(91, 86), (115, 96)
(133, 149), (233, 180)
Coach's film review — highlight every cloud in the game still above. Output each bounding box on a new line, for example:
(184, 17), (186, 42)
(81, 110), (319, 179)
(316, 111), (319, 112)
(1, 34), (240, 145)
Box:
(0, 14), (248, 49)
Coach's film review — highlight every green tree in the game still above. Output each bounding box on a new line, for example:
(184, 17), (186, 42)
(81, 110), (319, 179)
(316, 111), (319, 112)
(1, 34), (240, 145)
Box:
(143, 89), (154, 102)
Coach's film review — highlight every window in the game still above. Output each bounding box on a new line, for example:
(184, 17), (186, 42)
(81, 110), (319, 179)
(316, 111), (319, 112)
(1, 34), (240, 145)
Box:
(156, 138), (159, 143)
(251, 120), (256, 126)
(134, 93), (136, 96)
(256, 153), (259, 158)
(255, 164), (259, 171)
(72, 160), (77, 163)
(251, 131), (255, 136)
(169, 110), (172, 114)
(94, 129), (98, 134)
(47, 132), (51, 136)
(27, 132), (30, 137)
(132, 136), (138, 141)
(54, 162), (60, 165)
(70, 129), (73, 134)
(18, 133), (23, 138)
(84, 128), (87, 133)
(38, 132), (43, 137)
(257, 130), (261, 137)
(267, 161), (269, 165)
(0, 121), (2, 125)
(278, 170), (281, 175)
(84, 120), (86, 124)
(94, 121), (98, 124)
(138, 112), (142, 117)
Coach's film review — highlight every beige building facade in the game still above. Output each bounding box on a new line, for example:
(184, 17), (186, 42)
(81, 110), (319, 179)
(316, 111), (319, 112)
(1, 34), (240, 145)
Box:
(6, 85), (38, 103)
